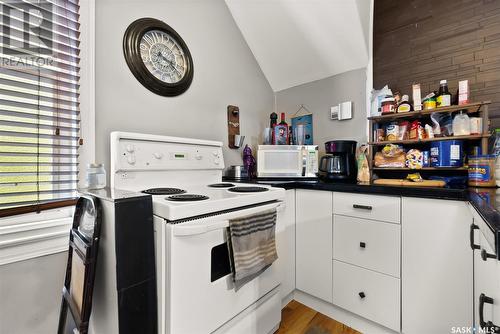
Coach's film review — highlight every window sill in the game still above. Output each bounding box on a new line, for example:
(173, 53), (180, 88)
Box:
(0, 206), (74, 266)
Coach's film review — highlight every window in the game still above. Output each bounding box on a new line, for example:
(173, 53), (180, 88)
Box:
(0, 0), (80, 217)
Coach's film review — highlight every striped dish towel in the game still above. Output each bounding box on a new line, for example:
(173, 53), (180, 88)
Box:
(227, 209), (278, 290)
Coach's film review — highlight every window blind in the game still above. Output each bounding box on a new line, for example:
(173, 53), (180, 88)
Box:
(0, 0), (80, 215)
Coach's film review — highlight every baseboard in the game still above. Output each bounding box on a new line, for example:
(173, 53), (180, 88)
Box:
(281, 290), (295, 308)
(292, 290), (399, 334)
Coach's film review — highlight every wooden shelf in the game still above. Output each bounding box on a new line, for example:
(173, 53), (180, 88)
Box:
(368, 134), (489, 146)
(372, 167), (468, 171)
(367, 101), (491, 122)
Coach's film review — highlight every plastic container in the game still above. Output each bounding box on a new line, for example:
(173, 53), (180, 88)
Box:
(430, 140), (463, 167)
(85, 163), (106, 189)
(381, 97), (396, 114)
(452, 111), (471, 136)
(468, 155), (496, 187)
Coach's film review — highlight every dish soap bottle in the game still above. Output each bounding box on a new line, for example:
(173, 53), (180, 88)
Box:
(273, 112), (289, 145)
(452, 111), (471, 136)
(437, 80), (452, 107)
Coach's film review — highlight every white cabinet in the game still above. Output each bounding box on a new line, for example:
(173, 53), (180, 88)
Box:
(333, 215), (400, 278)
(295, 189), (333, 303)
(402, 198), (473, 334)
(333, 260), (400, 331)
(333, 192), (400, 223)
(276, 189), (296, 301)
(473, 221), (500, 331)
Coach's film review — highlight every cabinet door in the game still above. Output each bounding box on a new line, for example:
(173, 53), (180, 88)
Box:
(296, 189), (333, 303)
(402, 197), (473, 334)
(276, 189), (296, 300)
(474, 230), (500, 331)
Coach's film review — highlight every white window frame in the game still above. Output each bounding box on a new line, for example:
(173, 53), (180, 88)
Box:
(0, 0), (95, 265)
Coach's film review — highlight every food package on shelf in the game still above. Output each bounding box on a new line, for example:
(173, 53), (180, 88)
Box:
(398, 121), (409, 140)
(385, 122), (399, 141)
(374, 144), (406, 167)
(406, 149), (423, 169)
(374, 152), (406, 167)
(409, 120), (425, 140)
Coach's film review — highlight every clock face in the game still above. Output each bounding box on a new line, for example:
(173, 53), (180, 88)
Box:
(139, 30), (187, 84)
(123, 18), (193, 97)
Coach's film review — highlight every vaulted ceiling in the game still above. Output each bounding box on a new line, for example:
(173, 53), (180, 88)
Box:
(225, 0), (371, 92)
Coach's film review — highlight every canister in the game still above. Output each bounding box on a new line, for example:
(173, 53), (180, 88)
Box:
(430, 140), (463, 167)
(468, 155), (497, 187)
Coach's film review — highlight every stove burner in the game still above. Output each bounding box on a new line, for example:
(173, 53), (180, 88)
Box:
(227, 186), (269, 193)
(142, 188), (186, 195)
(166, 194), (209, 201)
(208, 183), (235, 188)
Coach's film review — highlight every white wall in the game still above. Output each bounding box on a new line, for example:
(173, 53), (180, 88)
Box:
(94, 0), (274, 172)
(276, 68), (367, 156)
(0, 252), (67, 334)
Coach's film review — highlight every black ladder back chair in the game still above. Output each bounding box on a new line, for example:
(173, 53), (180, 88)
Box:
(57, 195), (102, 334)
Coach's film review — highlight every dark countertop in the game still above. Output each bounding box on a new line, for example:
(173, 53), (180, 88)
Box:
(225, 177), (500, 255)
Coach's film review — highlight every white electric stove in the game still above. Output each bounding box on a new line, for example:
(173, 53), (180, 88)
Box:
(110, 132), (286, 334)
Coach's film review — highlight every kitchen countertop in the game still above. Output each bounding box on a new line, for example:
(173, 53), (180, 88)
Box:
(225, 177), (500, 255)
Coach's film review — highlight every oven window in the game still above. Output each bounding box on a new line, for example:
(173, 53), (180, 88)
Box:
(211, 243), (232, 282)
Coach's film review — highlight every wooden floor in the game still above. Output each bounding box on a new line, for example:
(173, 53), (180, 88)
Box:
(275, 300), (361, 334)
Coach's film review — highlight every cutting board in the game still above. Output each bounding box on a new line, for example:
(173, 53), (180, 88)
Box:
(373, 178), (446, 188)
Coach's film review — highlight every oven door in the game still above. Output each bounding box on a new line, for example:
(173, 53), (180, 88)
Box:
(257, 148), (303, 177)
(159, 201), (284, 334)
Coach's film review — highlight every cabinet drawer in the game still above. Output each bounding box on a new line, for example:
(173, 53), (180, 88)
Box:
(333, 215), (400, 277)
(333, 192), (400, 223)
(333, 260), (400, 331)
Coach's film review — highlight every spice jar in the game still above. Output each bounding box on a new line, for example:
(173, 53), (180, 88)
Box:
(468, 155), (497, 187)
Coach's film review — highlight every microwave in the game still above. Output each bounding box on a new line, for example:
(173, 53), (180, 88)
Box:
(257, 145), (318, 178)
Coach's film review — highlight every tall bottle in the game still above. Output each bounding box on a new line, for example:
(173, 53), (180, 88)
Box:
(437, 80), (452, 107)
(270, 112), (278, 128)
(273, 112), (289, 145)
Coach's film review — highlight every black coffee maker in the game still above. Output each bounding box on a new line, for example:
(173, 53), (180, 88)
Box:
(318, 140), (357, 182)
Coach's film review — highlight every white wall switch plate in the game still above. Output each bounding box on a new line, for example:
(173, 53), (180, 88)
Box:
(338, 101), (352, 120)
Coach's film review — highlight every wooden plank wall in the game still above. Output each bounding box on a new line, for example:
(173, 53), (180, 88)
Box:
(373, 0), (500, 127)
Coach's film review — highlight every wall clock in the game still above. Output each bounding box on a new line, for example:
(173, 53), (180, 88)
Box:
(123, 18), (194, 97)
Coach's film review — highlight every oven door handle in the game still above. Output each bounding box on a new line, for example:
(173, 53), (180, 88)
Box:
(173, 220), (230, 236)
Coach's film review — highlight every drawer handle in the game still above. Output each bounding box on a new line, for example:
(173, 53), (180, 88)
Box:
(358, 292), (366, 299)
(481, 249), (497, 261)
(353, 204), (372, 211)
(479, 293), (500, 331)
(359, 242), (366, 248)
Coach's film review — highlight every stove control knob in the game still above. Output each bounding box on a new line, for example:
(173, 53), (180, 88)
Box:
(153, 152), (163, 159)
(126, 144), (135, 153)
(214, 158), (220, 165)
(212, 151), (219, 157)
(195, 154), (203, 160)
(127, 155), (136, 165)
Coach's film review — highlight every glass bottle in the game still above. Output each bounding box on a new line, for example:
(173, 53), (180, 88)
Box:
(437, 80), (452, 107)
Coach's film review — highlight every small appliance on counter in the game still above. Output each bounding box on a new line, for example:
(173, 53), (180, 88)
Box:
(318, 140), (357, 182)
(224, 165), (250, 181)
(257, 145), (318, 179)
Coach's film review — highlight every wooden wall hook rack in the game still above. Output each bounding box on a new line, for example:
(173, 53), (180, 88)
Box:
(228, 105), (240, 149)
